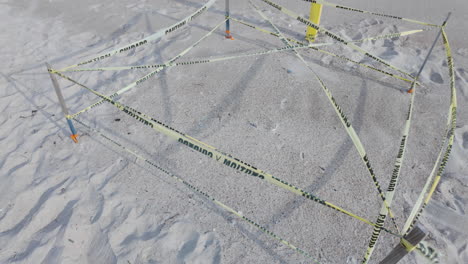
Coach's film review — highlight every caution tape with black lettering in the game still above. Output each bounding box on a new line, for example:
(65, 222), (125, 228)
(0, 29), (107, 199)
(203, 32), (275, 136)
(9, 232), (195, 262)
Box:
(260, 0), (417, 79)
(73, 117), (320, 263)
(360, 13), (452, 263)
(250, 0), (400, 234)
(402, 27), (457, 238)
(47, 0), (458, 262)
(58, 0), (218, 71)
(58, 42), (329, 73)
(53, 69), (403, 238)
(67, 18), (228, 119)
(302, 0), (439, 27)
(229, 16), (425, 85)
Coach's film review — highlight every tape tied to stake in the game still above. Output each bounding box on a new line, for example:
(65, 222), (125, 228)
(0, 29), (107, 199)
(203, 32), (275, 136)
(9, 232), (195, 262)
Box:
(260, 0), (417, 79)
(401, 28), (457, 237)
(230, 17), (425, 86)
(302, 0), (439, 27)
(53, 68), (404, 237)
(251, 0), (401, 233)
(401, 238), (417, 252)
(48, 1), (457, 261)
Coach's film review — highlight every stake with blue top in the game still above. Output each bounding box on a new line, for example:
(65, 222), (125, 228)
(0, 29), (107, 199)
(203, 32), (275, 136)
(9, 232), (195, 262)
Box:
(46, 62), (79, 143)
(225, 0), (234, 39)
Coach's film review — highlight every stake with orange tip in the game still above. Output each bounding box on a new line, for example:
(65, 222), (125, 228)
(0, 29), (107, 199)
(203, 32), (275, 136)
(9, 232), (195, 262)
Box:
(225, 0), (234, 40)
(46, 62), (79, 143)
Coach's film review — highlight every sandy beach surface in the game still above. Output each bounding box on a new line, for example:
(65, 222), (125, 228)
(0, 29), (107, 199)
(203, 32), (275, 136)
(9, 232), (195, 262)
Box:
(0, 0), (467, 263)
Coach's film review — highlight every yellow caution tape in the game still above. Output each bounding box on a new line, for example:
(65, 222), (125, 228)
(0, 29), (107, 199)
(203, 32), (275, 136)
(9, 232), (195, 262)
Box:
(361, 89), (414, 263)
(230, 17), (308, 45)
(54, 69), (403, 238)
(231, 17), (426, 84)
(232, 16), (430, 46)
(68, 18), (228, 119)
(59, 42), (330, 73)
(401, 238), (417, 252)
(260, 0), (416, 79)
(302, 0), (439, 27)
(401, 27), (457, 236)
(61, 18), (430, 82)
(47, 1), (457, 261)
(73, 118), (320, 263)
(361, 14), (451, 263)
(253, 2), (454, 262)
(57, 0), (218, 72)
(250, 0), (399, 233)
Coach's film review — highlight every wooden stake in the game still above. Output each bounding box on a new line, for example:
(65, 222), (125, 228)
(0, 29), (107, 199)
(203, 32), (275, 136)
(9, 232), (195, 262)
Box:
(380, 226), (426, 264)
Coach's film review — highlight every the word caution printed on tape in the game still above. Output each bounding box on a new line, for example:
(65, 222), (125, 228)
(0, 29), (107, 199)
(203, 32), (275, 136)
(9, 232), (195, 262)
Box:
(402, 27), (457, 241)
(72, 118), (320, 263)
(250, 0), (400, 232)
(57, 15), (430, 90)
(254, 1), (457, 260)
(302, 0), (439, 27)
(68, 18), (228, 119)
(382, 27), (457, 264)
(55, 69), (403, 239)
(231, 16), (431, 47)
(362, 13), (451, 264)
(229, 17), (427, 85)
(46, 0), (458, 262)
(59, 25), (431, 88)
(64, 16), (432, 119)
(59, 42), (329, 73)
(260, 0), (418, 79)
(247, 4), (441, 263)
(58, 0), (218, 72)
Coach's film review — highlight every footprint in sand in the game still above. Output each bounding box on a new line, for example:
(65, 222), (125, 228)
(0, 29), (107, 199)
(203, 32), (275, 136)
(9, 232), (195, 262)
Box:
(133, 220), (221, 264)
(430, 70), (444, 84)
(462, 131), (468, 149)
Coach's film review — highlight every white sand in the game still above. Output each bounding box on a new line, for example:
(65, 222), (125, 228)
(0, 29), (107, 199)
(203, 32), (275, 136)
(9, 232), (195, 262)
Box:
(0, 0), (467, 263)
